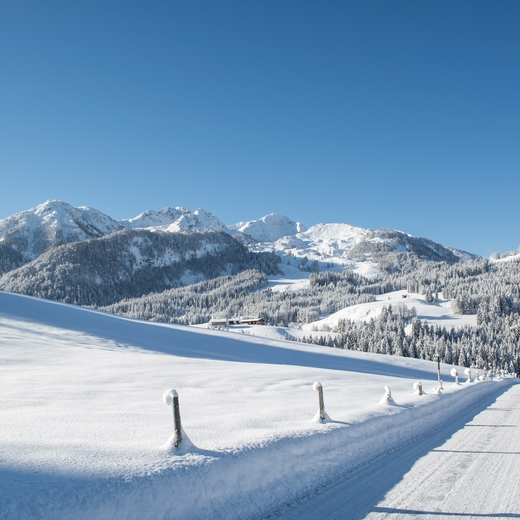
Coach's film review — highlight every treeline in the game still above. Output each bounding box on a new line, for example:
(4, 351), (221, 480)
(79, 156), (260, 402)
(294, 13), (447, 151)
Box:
(101, 269), (379, 326)
(103, 255), (520, 374)
(3, 221), (519, 374)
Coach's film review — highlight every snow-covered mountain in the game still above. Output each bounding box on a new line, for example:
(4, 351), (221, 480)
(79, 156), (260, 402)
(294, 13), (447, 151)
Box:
(228, 213), (308, 242)
(164, 208), (229, 234)
(119, 207), (191, 229)
(251, 222), (472, 278)
(0, 202), (230, 267)
(266, 222), (368, 260)
(0, 200), (123, 261)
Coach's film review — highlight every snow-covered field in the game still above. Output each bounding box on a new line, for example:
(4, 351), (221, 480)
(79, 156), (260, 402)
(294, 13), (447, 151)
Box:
(303, 289), (477, 332)
(0, 291), (515, 519)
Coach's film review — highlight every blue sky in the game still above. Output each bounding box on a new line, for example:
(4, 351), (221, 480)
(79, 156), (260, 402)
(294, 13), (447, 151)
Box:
(1, 1), (518, 257)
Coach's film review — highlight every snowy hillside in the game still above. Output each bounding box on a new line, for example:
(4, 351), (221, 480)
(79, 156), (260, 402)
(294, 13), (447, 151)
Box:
(492, 251), (520, 263)
(0, 231), (280, 306)
(0, 291), (515, 519)
(302, 289), (477, 332)
(252, 223), (473, 278)
(198, 290), (477, 344)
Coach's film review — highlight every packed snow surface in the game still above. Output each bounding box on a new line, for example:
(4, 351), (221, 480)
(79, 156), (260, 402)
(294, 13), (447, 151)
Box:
(0, 291), (514, 519)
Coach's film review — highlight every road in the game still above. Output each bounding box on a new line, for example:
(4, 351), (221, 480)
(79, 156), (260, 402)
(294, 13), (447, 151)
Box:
(265, 383), (520, 520)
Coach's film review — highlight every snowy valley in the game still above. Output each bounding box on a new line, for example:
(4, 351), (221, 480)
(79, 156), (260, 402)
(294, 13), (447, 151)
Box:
(1, 200), (519, 374)
(1, 201), (520, 518)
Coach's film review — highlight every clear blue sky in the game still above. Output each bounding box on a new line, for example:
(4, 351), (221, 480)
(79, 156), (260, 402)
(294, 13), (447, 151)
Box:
(1, 1), (518, 257)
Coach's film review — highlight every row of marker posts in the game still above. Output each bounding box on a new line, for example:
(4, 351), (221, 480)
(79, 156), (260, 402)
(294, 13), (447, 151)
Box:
(310, 367), (491, 423)
(163, 367), (496, 445)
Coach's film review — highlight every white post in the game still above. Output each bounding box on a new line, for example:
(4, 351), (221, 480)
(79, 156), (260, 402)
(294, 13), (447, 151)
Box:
(413, 381), (423, 395)
(464, 368), (472, 383)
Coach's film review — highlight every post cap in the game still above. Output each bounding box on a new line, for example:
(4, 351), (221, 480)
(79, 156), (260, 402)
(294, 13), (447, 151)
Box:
(163, 388), (178, 405)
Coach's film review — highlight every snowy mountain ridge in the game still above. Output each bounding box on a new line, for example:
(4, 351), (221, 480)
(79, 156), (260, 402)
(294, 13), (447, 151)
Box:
(0, 229), (281, 306)
(0, 200), (476, 280)
(120, 207), (229, 234)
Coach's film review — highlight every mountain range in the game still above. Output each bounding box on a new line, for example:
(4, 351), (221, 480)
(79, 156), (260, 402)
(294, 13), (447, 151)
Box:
(0, 199), (474, 264)
(0, 200), (477, 306)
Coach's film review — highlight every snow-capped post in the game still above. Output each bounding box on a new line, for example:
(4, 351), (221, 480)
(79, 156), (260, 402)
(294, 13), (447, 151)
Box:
(379, 385), (397, 405)
(464, 368), (472, 383)
(436, 355), (443, 389)
(451, 368), (459, 385)
(313, 382), (325, 422)
(163, 389), (182, 447)
(413, 381), (423, 395)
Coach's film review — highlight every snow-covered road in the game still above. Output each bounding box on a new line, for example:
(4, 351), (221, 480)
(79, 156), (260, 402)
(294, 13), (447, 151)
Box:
(265, 383), (520, 520)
